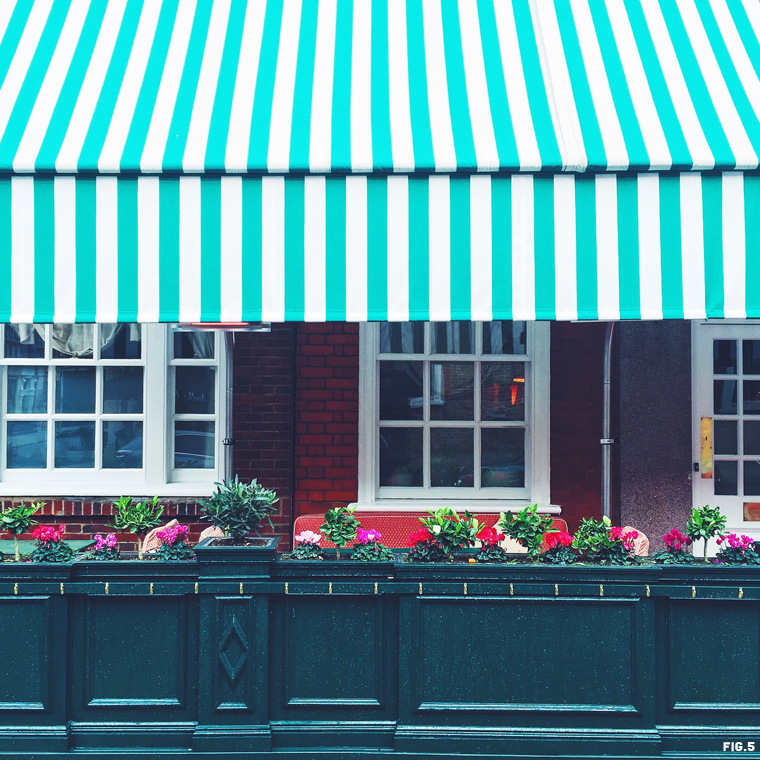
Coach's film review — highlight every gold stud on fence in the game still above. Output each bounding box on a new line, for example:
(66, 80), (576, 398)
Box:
(104, 582), (109, 595)
(13, 583), (18, 596)
(646, 585), (650, 597)
(60, 583), (64, 595)
(463, 583), (468, 596)
(284, 582), (289, 595)
(239, 582), (243, 595)
(194, 582), (198, 595)
(739, 587), (744, 599)
(374, 582), (378, 595)
(418, 582), (423, 595)
(329, 582), (333, 595)
(554, 584), (559, 596)
(149, 583), (154, 595)
(509, 583), (514, 596)
(692, 586), (696, 598)
(599, 584), (604, 597)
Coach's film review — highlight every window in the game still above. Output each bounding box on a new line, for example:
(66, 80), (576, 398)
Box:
(358, 321), (550, 509)
(0, 323), (226, 495)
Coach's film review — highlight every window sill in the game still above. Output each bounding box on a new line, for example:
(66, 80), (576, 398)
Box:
(349, 501), (562, 515)
(0, 482), (219, 499)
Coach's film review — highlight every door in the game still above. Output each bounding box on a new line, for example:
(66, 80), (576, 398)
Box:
(694, 322), (760, 552)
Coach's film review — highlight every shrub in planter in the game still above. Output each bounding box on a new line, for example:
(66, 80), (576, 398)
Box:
(541, 530), (576, 564)
(419, 507), (479, 561)
(686, 504), (727, 563)
(475, 525), (508, 563)
(29, 525), (74, 563)
(573, 517), (640, 565)
(86, 533), (121, 561)
(351, 529), (394, 562)
(199, 476), (278, 545)
(497, 504), (553, 562)
(291, 531), (325, 560)
(110, 496), (163, 560)
(651, 528), (694, 564)
(154, 524), (195, 561)
(405, 528), (447, 563)
(320, 505), (359, 560)
(1, 502), (42, 561)
(714, 533), (760, 565)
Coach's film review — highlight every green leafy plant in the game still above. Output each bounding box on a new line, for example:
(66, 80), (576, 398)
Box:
(351, 529), (394, 562)
(497, 504), (553, 562)
(572, 517), (640, 565)
(154, 524), (195, 561)
(475, 526), (509, 563)
(1, 502), (42, 561)
(541, 531), (576, 565)
(198, 476), (278, 543)
(320, 505), (359, 560)
(291, 531), (325, 560)
(405, 528), (447, 563)
(686, 505), (727, 563)
(714, 533), (760, 565)
(29, 524), (74, 563)
(572, 516), (612, 560)
(110, 496), (163, 560)
(85, 534), (121, 561)
(418, 507), (479, 561)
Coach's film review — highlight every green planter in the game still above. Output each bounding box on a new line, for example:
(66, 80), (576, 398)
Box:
(194, 535), (280, 578)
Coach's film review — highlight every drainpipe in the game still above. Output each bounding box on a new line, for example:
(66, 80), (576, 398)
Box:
(224, 332), (235, 480)
(601, 322), (615, 519)
(289, 324), (298, 544)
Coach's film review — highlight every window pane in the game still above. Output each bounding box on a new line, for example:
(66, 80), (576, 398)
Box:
(715, 460), (738, 496)
(745, 421), (760, 456)
(745, 461), (760, 496)
(100, 324), (141, 359)
(482, 428), (525, 488)
(379, 322), (423, 354)
(714, 340), (737, 374)
(714, 420), (737, 455)
(430, 428), (474, 487)
(7, 421), (46, 468)
(103, 421), (142, 469)
(714, 379), (737, 415)
(51, 324), (93, 359)
(431, 322), (474, 354)
(430, 362), (473, 420)
(379, 427), (423, 486)
(174, 421), (215, 469)
(379, 361), (423, 421)
(745, 341), (760, 375)
(481, 362), (526, 421)
(7, 367), (47, 414)
(54, 421), (95, 468)
(173, 330), (214, 359)
(483, 321), (527, 355)
(175, 367), (215, 414)
(745, 381), (760, 415)
(4, 324), (45, 358)
(103, 367), (143, 413)
(55, 367), (95, 413)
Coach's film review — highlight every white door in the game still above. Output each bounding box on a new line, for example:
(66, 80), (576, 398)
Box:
(693, 322), (760, 554)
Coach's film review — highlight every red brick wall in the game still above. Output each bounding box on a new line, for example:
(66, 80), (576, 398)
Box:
(294, 323), (359, 517)
(549, 322), (605, 533)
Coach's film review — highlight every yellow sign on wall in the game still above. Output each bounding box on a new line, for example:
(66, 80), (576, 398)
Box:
(700, 417), (713, 479)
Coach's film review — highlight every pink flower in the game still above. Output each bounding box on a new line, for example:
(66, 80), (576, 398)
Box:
(295, 530), (322, 546)
(32, 524), (64, 544)
(356, 528), (382, 545)
(157, 524), (189, 547)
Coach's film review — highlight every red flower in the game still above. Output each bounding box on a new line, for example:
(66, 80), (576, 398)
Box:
(476, 525), (504, 547)
(407, 528), (433, 547)
(31, 524), (64, 544)
(545, 530), (573, 549)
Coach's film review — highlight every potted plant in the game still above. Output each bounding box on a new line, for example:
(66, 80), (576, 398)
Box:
(85, 533), (121, 561)
(714, 533), (760, 565)
(110, 496), (163, 560)
(405, 527), (447, 563)
(540, 530), (576, 565)
(290, 530), (325, 560)
(651, 529), (694, 564)
(320, 505), (359, 560)
(686, 504), (727, 563)
(195, 477), (281, 577)
(572, 516), (640, 565)
(153, 524), (195, 562)
(351, 528), (394, 562)
(406, 508), (479, 562)
(1, 502), (42, 561)
(29, 524), (74, 563)
(474, 525), (509, 564)
(498, 504), (553, 562)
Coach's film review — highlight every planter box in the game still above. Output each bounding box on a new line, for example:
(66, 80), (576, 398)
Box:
(194, 535), (280, 578)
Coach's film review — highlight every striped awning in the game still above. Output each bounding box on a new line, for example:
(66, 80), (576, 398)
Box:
(2, 1), (760, 323)
(2, 171), (759, 323)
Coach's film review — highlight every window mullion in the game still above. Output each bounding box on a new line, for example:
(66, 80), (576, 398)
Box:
(423, 355), (430, 491)
(474, 359), (481, 490)
(47, 364), (54, 471)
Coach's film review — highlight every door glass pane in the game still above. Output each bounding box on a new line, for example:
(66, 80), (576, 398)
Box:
(4, 324), (45, 358)
(714, 420), (738, 455)
(744, 341), (760, 375)
(103, 367), (143, 413)
(7, 421), (46, 468)
(103, 421), (142, 469)
(714, 340), (737, 374)
(745, 421), (760, 456)
(52, 324), (93, 359)
(482, 362), (526, 421)
(174, 367), (215, 414)
(7, 367), (47, 414)
(55, 367), (95, 413)
(745, 381), (760, 415)
(430, 428), (474, 487)
(379, 323), (423, 354)
(174, 421), (215, 469)
(379, 361), (423, 421)
(431, 322), (474, 354)
(173, 331), (214, 359)
(54, 421), (95, 468)
(745, 461), (760, 496)
(714, 380), (737, 415)
(379, 427), (423, 486)
(483, 321), (527, 355)
(715, 460), (738, 496)
(430, 363), (473, 421)
(100, 324), (141, 359)
(481, 428), (525, 488)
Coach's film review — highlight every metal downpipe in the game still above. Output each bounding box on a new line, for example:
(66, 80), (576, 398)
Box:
(601, 322), (615, 519)
(224, 332), (235, 480)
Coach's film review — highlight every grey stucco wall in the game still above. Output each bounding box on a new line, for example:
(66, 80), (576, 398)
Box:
(618, 321), (693, 552)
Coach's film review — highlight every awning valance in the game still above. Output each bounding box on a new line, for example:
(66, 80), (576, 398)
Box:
(1, 0), (760, 174)
(2, 172), (758, 323)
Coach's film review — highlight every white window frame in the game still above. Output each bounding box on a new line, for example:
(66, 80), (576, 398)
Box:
(0, 324), (227, 497)
(356, 321), (552, 513)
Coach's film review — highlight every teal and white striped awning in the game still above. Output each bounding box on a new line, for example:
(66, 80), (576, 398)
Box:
(2, 0), (760, 322)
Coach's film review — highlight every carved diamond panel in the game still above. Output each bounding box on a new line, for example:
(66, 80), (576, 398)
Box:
(218, 614), (248, 688)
